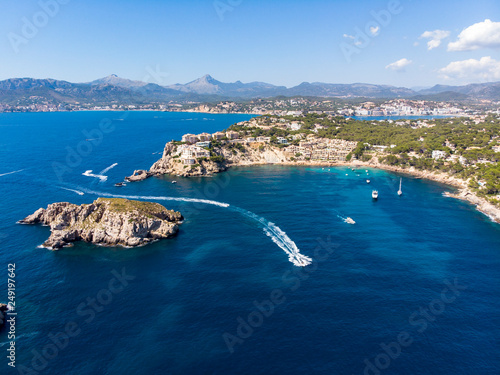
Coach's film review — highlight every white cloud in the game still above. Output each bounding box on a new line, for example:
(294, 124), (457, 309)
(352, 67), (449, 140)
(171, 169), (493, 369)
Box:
(439, 56), (500, 81)
(448, 19), (500, 51)
(385, 58), (413, 72)
(370, 26), (380, 36)
(343, 33), (363, 46)
(420, 30), (450, 50)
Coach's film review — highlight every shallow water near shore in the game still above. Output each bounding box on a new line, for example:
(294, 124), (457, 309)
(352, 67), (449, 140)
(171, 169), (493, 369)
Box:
(0, 112), (499, 375)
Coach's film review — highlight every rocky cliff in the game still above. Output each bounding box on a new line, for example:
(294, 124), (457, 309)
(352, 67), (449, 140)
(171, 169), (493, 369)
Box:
(146, 141), (289, 178)
(149, 143), (228, 177)
(19, 198), (183, 249)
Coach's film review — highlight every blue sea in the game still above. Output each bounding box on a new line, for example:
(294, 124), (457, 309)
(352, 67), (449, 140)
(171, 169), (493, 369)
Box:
(0, 111), (499, 375)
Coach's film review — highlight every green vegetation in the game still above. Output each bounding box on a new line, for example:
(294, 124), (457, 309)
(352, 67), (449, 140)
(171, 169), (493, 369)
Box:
(210, 155), (225, 163)
(95, 198), (171, 219)
(225, 113), (500, 204)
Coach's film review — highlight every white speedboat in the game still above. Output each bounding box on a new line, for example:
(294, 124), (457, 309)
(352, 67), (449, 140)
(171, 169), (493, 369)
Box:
(172, 181), (177, 184)
(345, 217), (356, 224)
(372, 190), (378, 199)
(397, 178), (403, 196)
(366, 179), (370, 184)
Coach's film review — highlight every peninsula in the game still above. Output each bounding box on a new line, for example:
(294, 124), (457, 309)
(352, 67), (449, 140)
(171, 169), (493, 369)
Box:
(126, 113), (500, 223)
(20, 198), (183, 249)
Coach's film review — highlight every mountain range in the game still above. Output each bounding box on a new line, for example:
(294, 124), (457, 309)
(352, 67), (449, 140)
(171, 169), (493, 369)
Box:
(1, 74), (499, 106)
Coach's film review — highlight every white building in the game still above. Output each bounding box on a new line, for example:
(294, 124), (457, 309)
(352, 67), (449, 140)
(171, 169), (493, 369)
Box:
(432, 150), (447, 160)
(196, 141), (211, 148)
(182, 134), (198, 144)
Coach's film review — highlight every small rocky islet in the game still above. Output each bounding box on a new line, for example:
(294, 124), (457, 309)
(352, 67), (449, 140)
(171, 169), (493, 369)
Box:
(19, 198), (183, 249)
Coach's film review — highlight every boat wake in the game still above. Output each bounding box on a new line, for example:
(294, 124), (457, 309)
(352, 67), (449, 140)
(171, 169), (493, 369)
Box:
(81, 189), (311, 267)
(83, 163), (118, 182)
(58, 187), (84, 196)
(231, 207), (312, 267)
(83, 170), (108, 182)
(99, 163), (118, 175)
(0, 169), (25, 177)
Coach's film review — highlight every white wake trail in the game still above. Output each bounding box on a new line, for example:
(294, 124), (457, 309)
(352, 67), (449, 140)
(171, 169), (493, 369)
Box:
(232, 207), (312, 267)
(99, 163), (118, 175)
(58, 187), (84, 196)
(81, 189), (230, 208)
(82, 170), (108, 182)
(0, 169), (25, 177)
(81, 189), (310, 267)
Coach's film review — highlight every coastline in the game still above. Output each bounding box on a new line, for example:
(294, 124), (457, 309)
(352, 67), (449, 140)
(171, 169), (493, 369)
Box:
(333, 159), (500, 224)
(138, 154), (500, 224)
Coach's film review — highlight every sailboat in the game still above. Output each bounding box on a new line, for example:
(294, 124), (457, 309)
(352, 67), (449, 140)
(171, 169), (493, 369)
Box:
(397, 178), (403, 196)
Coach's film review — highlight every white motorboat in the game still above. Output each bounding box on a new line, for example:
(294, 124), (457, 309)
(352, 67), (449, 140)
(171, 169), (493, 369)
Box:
(372, 190), (379, 199)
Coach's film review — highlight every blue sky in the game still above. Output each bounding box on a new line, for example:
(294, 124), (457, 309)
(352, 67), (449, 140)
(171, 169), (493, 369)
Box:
(1, 0), (499, 88)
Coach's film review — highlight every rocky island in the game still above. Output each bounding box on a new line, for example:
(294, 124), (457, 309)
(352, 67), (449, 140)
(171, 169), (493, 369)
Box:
(20, 198), (183, 249)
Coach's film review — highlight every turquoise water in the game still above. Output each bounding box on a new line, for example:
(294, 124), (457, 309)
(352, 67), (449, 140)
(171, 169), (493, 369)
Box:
(0, 112), (499, 375)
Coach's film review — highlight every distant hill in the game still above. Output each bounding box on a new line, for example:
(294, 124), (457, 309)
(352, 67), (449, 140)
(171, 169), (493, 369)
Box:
(285, 82), (415, 98)
(410, 91), (470, 102)
(166, 74), (287, 98)
(418, 81), (500, 99)
(90, 74), (148, 89)
(1, 75), (499, 106)
(0, 78), (141, 105)
(165, 75), (416, 98)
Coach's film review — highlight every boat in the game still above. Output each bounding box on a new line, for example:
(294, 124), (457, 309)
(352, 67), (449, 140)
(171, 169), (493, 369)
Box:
(172, 181), (177, 184)
(397, 178), (403, 196)
(366, 179), (370, 184)
(372, 190), (378, 199)
(365, 170), (368, 173)
(114, 182), (125, 187)
(345, 217), (356, 224)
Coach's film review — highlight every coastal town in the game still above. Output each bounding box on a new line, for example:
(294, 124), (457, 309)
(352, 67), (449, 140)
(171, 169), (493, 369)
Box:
(128, 112), (500, 223)
(2, 96), (500, 118)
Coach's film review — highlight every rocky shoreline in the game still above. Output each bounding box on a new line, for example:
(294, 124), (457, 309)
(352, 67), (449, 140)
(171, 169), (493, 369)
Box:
(125, 141), (500, 225)
(20, 198), (183, 249)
